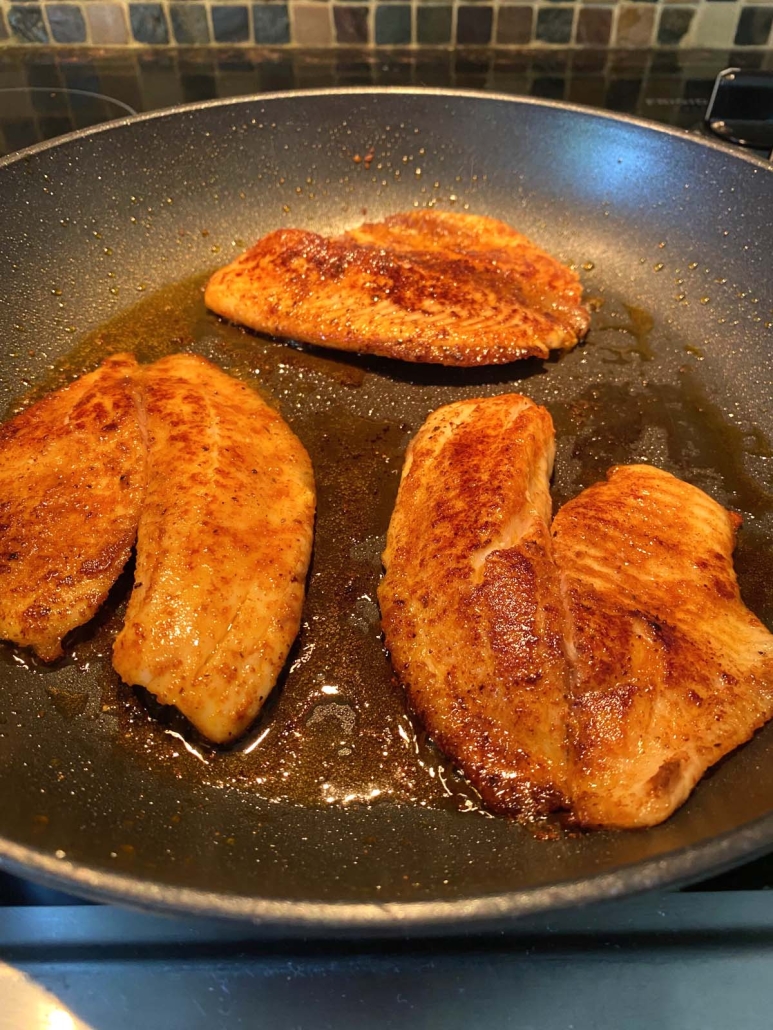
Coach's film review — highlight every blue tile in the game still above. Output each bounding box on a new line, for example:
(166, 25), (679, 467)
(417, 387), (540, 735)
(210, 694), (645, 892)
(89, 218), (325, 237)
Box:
(7, 4), (49, 43)
(535, 6), (573, 42)
(129, 2), (170, 43)
(252, 3), (289, 43)
(170, 2), (210, 42)
(47, 4), (87, 43)
(375, 3), (411, 43)
(212, 4), (249, 42)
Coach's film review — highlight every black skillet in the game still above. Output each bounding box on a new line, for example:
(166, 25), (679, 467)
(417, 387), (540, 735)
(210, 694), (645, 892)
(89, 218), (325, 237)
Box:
(1, 88), (772, 935)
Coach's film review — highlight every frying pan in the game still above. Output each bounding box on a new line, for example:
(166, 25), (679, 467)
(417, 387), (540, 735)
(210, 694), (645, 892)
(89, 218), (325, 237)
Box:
(1, 88), (773, 935)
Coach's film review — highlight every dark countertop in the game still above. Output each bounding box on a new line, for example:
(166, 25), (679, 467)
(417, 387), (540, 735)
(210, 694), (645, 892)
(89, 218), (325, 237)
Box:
(1, 44), (772, 157)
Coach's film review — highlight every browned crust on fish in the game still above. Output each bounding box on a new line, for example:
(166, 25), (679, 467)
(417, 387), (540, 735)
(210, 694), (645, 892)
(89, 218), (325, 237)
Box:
(378, 394), (571, 819)
(205, 211), (590, 367)
(0, 354), (146, 661)
(553, 464), (773, 828)
(112, 354), (315, 744)
(379, 397), (773, 829)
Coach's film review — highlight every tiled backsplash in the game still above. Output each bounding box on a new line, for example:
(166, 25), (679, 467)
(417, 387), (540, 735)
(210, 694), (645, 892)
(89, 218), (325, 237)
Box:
(2, 0), (773, 50)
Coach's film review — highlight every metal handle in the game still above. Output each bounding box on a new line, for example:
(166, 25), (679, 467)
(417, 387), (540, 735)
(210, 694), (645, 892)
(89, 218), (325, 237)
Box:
(705, 68), (773, 162)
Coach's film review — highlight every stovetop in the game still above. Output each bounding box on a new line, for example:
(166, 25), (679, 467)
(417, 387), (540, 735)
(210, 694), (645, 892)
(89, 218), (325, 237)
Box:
(1, 44), (769, 158)
(2, 43), (773, 1030)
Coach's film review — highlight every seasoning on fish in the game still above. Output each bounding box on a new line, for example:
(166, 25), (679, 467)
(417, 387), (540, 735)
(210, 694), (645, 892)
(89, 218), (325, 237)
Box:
(0, 354), (146, 662)
(552, 464), (773, 828)
(112, 354), (315, 744)
(379, 395), (773, 829)
(204, 211), (590, 367)
(378, 394), (571, 819)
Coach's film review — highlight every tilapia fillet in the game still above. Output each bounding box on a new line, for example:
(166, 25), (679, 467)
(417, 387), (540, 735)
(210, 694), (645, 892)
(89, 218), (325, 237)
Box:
(378, 396), (773, 829)
(0, 354), (145, 661)
(378, 395), (570, 818)
(112, 354), (315, 744)
(204, 211), (590, 367)
(553, 464), (773, 828)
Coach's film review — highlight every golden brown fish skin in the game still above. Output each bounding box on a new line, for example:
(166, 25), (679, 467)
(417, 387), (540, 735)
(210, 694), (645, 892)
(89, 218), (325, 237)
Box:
(380, 398), (773, 829)
(204, 211), (590, 367)
(0, 354), (145, 662)
(112, 354), (315, 744)
(378, 395), (572, 818)
(346, 212), (589, 342)
(552, 464), (773, 830)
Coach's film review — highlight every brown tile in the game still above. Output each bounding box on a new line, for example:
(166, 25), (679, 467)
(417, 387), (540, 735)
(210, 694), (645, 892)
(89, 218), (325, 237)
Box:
(333, 4), (369, 42)
(576, 6), (612, 44)
(457, 4), (493, 43)
(492, 50), (532, 72)
(567, 76), (607, 107)
(571, 48), (608, 72)
(85, 2), (129, 43)
(496, 5), (533, 44)
(292, 2), (332, 43)
(609, 47), (649, 70)
(491, 70), (530, 92)
(615, 4), (656, 46)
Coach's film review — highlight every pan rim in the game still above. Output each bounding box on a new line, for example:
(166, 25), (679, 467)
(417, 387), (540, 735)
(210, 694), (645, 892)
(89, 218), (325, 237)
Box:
(3, 811), (773, 932)
(0, 85), (772, 174)
(2, 85), (773, 932)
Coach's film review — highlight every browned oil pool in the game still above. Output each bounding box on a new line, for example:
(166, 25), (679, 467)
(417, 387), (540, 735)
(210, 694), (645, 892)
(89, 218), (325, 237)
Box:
(3, 272), (773, 818)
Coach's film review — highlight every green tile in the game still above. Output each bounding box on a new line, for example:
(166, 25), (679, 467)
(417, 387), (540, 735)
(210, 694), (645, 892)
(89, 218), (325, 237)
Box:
(417, 4), (451, 43)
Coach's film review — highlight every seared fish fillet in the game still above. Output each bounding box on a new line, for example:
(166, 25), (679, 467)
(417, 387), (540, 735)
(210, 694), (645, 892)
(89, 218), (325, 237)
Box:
(553, 465), (773, 829)
(205, 211), (590, 367)
(379, 396), (773, 828)
(0, 354), (145, 661)
(113, 354), (315, 744)
(378, 395), (571, 817)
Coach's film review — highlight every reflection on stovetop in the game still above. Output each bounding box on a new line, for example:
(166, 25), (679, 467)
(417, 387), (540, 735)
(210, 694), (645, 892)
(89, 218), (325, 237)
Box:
(1, 45), (770, 158)
(0, 871), (93, 906)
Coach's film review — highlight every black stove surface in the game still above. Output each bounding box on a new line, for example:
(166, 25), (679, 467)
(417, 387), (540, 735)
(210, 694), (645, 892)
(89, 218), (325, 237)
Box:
(2, 44), (773, 1030)
(2, 45), (770, 158)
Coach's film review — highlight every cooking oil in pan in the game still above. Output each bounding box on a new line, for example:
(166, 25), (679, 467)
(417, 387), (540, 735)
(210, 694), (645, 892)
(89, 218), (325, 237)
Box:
(4, 274), (773, 816)
(5, 274), (484, 814)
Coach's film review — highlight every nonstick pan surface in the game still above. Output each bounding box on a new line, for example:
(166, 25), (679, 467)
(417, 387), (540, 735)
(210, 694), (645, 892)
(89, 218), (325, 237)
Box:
(1, 89), (773, 934)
